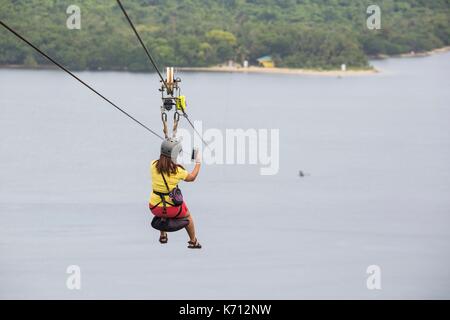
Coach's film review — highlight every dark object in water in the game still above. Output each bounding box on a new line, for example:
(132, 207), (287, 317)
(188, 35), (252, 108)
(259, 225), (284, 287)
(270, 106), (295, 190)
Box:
(151, 216), (189, 232)
(298, 170), (311, 177)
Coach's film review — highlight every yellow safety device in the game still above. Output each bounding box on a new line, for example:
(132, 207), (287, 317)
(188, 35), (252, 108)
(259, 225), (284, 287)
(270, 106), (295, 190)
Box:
(176, 95), (187, 111)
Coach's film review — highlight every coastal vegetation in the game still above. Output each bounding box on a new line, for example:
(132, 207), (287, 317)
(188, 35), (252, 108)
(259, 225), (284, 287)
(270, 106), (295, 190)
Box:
(0, 0), (448, 71)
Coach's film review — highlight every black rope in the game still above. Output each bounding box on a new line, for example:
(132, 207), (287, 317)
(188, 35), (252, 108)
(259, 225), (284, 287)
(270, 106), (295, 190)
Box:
(116, 0), (169, 93)
(116, 0), (210, 149)
(0, 20), (164, 140)
(181, 110), (209, 148)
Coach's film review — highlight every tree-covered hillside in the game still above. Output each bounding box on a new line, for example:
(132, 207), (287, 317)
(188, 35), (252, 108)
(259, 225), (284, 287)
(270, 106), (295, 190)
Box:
(0, 0), (449, 71)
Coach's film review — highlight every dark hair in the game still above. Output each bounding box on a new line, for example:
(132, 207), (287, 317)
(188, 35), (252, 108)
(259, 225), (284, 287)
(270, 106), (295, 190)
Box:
(155, 155), (185, 176)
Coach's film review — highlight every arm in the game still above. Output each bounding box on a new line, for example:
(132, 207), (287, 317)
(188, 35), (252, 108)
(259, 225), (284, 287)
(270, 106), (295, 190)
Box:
(185, 163), (200, 182)
(184, 150), (201, 182)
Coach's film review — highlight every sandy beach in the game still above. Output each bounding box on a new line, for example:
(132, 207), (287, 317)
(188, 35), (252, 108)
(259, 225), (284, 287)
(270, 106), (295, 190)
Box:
(178, 46), (450, 76)
(178, 65), (379, 76)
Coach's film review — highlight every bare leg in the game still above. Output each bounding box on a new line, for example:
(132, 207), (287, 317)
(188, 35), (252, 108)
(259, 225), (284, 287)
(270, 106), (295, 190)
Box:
(185, 212), (196, 242)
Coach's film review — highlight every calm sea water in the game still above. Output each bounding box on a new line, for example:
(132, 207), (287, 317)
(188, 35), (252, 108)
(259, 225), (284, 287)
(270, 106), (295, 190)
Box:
(0, 52), (449, 298)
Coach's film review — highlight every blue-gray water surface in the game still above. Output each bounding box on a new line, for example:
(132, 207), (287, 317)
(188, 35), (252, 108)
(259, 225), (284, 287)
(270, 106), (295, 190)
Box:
(0, 52), (449, 299)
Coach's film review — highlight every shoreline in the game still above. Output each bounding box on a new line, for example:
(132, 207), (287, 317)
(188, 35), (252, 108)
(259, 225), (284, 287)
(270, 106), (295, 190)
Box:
(1, 46), (449, 76)
(178, 46), (450, 76)
(0, 63), (378, 76)
(177, 66), (378, 76)
(370, 46), (450, 60)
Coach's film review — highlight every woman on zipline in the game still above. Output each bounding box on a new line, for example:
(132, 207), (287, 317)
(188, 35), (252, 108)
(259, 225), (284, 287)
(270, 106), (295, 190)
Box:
(149, 138), (202, 249)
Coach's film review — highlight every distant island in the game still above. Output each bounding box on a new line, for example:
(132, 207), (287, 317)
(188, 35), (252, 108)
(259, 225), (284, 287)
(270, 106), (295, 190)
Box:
(1, 0), (449, 72)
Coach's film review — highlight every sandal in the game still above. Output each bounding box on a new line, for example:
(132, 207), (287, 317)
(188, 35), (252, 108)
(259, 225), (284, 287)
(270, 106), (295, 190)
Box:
(159, 233), (168, 244)
(188, 238), (202, 249)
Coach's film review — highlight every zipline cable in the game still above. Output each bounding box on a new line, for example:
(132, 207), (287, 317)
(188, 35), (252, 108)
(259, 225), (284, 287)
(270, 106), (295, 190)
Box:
(116, 0), (169, 93)
(116, 0), (210, 148)
(0, 20), (164, 140)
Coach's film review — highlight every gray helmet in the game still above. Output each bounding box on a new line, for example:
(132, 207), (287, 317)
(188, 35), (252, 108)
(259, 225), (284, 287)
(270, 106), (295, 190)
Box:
(161, 137), (183, 162)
